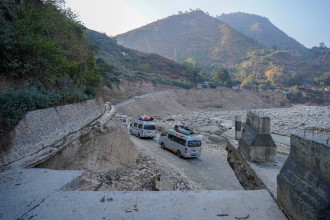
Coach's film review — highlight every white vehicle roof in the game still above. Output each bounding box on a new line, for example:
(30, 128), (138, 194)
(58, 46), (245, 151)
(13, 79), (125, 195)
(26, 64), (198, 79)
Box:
(167, 129), (201, 141)
(133, 119), (155, 125)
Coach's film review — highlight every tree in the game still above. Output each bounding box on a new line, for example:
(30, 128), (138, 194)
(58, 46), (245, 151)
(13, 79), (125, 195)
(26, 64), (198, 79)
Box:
(272, 45), (278, 51)
(181, 58), (202, 83)
(213, 69), (232, 87)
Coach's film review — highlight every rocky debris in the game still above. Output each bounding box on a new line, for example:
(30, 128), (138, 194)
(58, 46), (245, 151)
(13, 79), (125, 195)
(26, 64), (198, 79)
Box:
(149, 105), (329, 163)
(261, 106), (330, 139)
(152, 171), (174, 191)
(76, 150), (201, 191)
(156, 105), (329, 139)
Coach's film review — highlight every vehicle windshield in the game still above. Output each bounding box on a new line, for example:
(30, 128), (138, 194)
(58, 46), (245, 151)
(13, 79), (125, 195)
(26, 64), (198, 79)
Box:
(143, 125), (156, 130)
(188, 140), (201, 147)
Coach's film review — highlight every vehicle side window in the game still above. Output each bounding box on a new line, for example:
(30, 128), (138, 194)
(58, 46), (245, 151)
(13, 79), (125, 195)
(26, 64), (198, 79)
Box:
(181, 139), (186, 146)
(168, 134), (174, 140)
(138, 124), (142, 129)
(177, 137), (186, 146)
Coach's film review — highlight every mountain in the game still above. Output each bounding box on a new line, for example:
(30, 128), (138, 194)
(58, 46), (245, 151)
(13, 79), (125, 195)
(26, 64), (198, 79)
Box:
(217, 12), (307, 56)
(116, 11), (263, 72)
(117, 11), (329, 86)
(87, 29), (200, 89)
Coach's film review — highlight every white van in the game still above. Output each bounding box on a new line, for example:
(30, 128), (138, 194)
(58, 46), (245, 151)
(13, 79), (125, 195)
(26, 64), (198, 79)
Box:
(115, 113), (128, 126)
(118, 117), (128, 126)
(158, 126), (202, 158)
(129, 116), (156, 138)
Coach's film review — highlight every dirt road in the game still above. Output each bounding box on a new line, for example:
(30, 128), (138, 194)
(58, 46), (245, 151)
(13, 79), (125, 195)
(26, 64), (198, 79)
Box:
(130, 135), (243, 190)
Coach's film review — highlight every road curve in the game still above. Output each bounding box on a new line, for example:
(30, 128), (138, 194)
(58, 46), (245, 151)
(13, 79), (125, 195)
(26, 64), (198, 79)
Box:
(112, 91), (243, 190)
(130, 135), (243, 190)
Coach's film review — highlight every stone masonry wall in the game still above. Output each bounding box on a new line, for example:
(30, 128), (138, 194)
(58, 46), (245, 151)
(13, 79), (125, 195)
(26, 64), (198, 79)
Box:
(277, 134), (330, 220)
(0, 98), (105, 166)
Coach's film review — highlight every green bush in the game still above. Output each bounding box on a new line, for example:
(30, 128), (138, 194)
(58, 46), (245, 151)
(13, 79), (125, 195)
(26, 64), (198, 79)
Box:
(60, 87), (88, 103)
(96, 58), (121, 88)
(0, 88), (61, 126)
(0, 0), (99, 89)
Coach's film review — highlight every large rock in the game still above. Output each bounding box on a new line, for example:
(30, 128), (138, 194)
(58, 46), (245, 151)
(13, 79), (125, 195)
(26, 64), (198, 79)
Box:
(238, 111), (276, 162)
(277, 134), (330, 220)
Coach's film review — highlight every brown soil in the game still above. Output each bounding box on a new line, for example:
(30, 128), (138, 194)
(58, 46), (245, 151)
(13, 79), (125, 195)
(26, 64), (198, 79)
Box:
(101, 79), (181, 104)
(118, 88), (290, 117)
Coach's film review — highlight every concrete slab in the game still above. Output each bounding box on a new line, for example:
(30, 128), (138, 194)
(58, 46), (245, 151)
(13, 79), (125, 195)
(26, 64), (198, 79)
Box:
(0, 168), (83, 220)
(23, 190), (286, 220)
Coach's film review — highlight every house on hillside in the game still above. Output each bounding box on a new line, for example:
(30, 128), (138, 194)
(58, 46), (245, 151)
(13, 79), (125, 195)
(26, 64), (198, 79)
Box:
(197, 82), (209, 88)
(282, 90), (291, 96)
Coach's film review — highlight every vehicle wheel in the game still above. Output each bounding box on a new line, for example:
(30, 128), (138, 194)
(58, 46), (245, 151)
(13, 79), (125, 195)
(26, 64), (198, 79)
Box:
(137, 133), (140, 138)
(161, 143), (165, 149)
(176, 150), (181, 158)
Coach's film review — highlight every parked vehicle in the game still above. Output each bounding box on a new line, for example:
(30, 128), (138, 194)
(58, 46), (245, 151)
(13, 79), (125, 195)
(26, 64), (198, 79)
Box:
(118, 117), (128, 126)
(158, 125), (202, 158)
(129, 115), (156, 138)
(115, 113), (128, 126)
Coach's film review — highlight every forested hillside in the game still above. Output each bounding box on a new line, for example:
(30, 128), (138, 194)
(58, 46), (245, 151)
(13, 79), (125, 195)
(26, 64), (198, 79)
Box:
(0, 0), (105, 151)
(87, 29), (204, 89)
(0, 0), (103, 131)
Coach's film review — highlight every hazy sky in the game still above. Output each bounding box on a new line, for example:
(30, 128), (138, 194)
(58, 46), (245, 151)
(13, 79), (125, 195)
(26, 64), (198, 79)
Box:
(65, 0), (330, 48)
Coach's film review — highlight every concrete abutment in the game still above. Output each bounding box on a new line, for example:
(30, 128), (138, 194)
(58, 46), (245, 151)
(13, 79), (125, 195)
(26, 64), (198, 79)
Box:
(277, 134), (330, 220)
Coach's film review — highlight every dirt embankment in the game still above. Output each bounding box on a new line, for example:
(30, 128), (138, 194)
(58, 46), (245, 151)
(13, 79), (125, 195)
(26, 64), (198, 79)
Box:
(118, 88), (290, 117)
(36, 118), (136, 173)
(101, 79), (180, 104)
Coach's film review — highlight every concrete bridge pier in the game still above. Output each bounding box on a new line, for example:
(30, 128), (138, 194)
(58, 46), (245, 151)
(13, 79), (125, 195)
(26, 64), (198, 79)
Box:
(238, 111), (277, 163)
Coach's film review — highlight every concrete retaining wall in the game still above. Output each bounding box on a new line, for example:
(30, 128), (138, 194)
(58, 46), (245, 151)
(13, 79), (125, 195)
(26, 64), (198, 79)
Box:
(0, 98), (105, 166)
(277, 134), (330, 220)
(226, 140), (266, 190)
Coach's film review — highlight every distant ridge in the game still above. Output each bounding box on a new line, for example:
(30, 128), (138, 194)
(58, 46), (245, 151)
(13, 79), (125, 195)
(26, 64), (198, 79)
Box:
(217, 12), (307, 55)
(117, 11), (263, 72)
